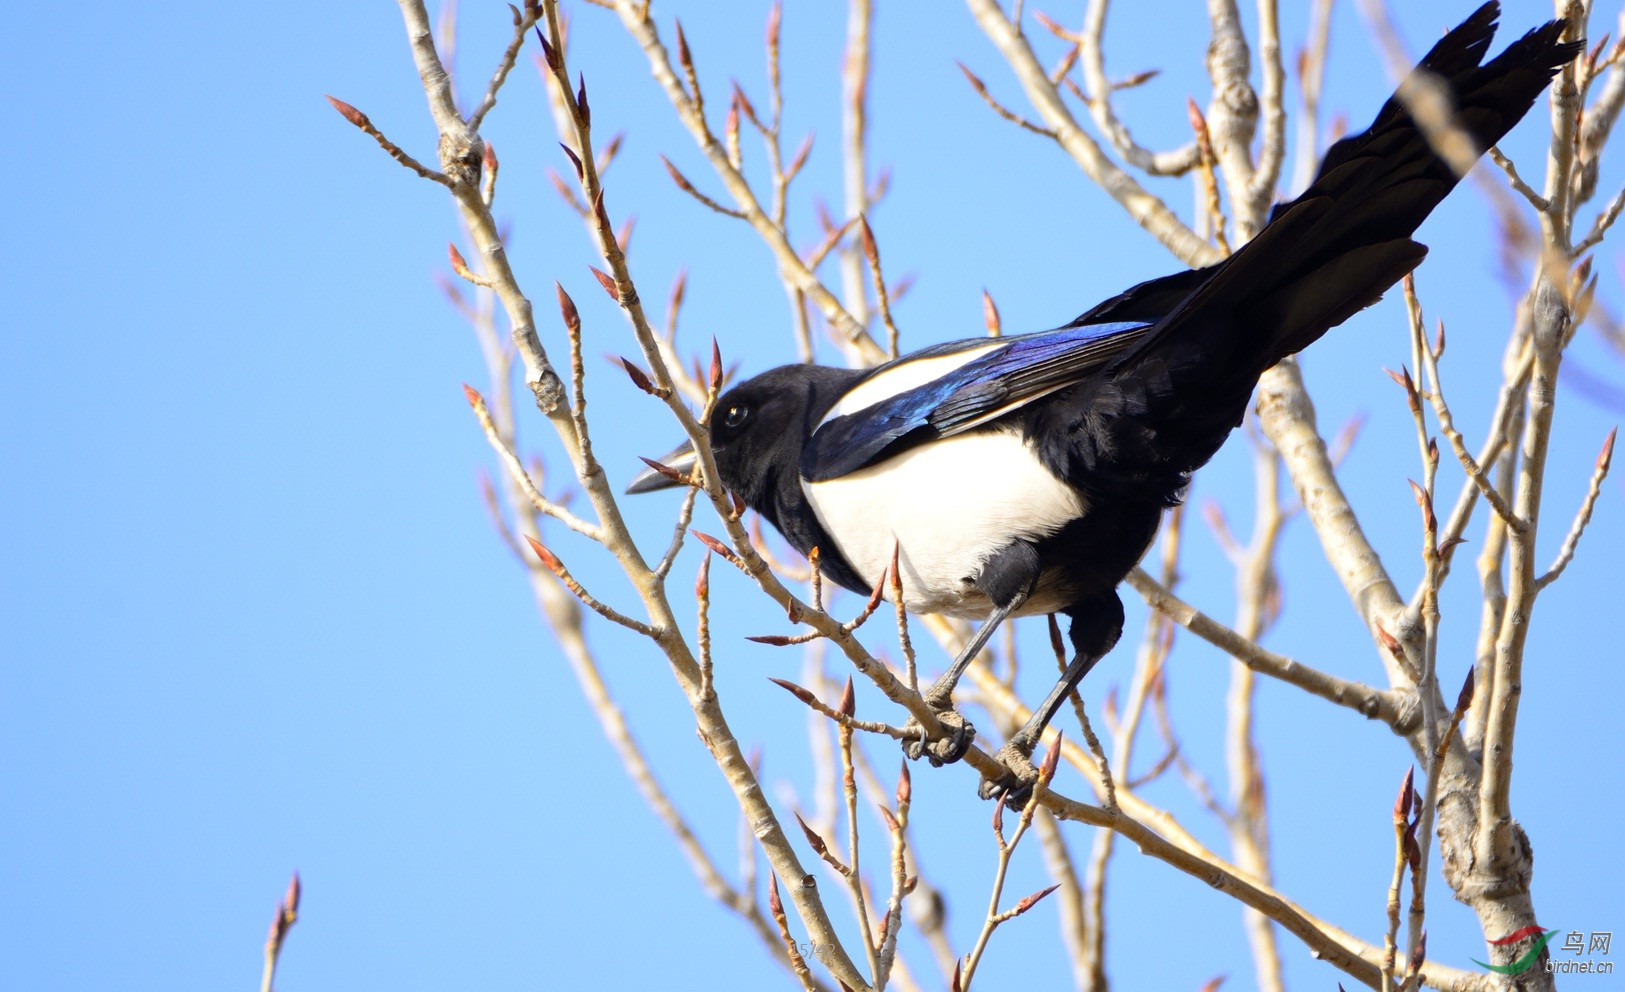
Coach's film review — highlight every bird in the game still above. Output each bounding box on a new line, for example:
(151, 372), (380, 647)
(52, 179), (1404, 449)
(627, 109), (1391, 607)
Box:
(628, 2), (1581, 801)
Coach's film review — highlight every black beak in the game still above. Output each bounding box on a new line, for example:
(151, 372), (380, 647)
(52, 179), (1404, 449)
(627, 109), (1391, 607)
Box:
(625, 439), (700, 494)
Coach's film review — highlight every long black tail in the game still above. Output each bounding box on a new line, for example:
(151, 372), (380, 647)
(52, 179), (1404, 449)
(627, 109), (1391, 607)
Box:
(1129, 1), (1579, 370)
(1232, 1), (1580, 362)
(1055, 2), (1579, 497)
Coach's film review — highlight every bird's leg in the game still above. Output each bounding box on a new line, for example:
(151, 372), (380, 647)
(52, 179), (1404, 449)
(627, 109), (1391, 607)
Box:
(979, 592), (1124, 806)
(902, 542), (1038, 767)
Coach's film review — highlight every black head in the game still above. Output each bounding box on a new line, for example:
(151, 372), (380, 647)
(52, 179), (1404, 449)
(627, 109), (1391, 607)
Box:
(625, 363), (863, 517)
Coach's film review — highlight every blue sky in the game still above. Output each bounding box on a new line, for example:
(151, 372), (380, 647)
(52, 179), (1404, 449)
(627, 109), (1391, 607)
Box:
(3, 1), (1621, 990)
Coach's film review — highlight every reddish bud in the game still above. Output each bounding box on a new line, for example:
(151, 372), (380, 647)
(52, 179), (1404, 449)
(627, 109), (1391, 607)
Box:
(659, 154), (698, 195)
(877, 805), (899, 832)
(768, 677), (817, 707)
(535, 26), (558, 72)
(1032, 10), (1068, 38)
(576, 71), (590, 127)
(462, 383), (485, 409)
(325, 95), (369, 128)
(559, 142), (585, 180)
(1600, 426), (1617, 473)
(524, 535), (563, 573)
(676, 22), (695, 75)
(589, 188), (610, 232)
(284, 872), (302, 915)
(1186, 96), (1208, 133)
(668, 269), (689, 314)
(1395, 766), (1415, 819)
(767, 872), (784, 916)
(731, 82), (760, 126)
(957, 61), (988, 98)
(863, 566), (887, 614)
(589, 266), (619, 301)
(1014, 883), (1062, 916)
(814, 198), (836, 234)
(839, 676), (855, 716)
(765, 2), (781, 50)
(982, 289), (1001, 337)
(618, 358), (657, 395)
(695, 550), (711, 599)
(1409, 479), (1437, 533)
(786, 132), (814, 178)
(447, 242), (482, 285)
(858, 215), (880, 267)
(638, 456), (692, 487)
(691, 530), (736, 560)
(1117, 68), (1160, 90)
(1454, 668), (1477, 716)
(1408, 931), (1428, 973)
(1039, 733), (1063, 787)
(596, 133), (625, 172)
(1376, 625), (1403, 659)
(556, 282), (581, 331)
(793, 812), (829, 856)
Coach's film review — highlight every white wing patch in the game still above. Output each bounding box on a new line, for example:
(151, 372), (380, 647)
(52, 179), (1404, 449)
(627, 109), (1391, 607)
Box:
(819, 343), (1005, 426)
(802, 430), (1085, 619)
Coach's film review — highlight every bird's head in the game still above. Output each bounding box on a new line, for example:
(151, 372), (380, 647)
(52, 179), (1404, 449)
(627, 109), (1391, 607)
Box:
(625, 363), (861, 513)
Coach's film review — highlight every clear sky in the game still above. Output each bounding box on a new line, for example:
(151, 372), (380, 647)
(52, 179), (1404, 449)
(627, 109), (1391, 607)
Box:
(3, 1), (1621, 990)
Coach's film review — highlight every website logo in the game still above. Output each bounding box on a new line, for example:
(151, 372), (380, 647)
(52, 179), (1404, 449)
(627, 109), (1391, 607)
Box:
(1472, 926), (1557, 975)
(1474, 927), (1614, 977)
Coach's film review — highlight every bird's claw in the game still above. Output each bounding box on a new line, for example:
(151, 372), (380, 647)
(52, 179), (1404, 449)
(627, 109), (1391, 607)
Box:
(977, 739), (1040, 809)
(900, 707), (975, 767)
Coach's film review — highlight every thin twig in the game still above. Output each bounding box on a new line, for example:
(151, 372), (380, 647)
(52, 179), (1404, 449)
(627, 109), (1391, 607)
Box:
(1489, 146), (1551, 212)
(463, 385), (604, 541)
(1068, 0), (1200, 176)
(1127, 569), (1405, 727)
(259, 874), (300, 992)
(326, 95), (453, 187)
(467, 3), (542, 129)
(1536, 426), (1616, 588)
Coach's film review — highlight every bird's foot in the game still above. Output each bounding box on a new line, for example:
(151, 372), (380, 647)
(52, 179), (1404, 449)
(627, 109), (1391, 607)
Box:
(977, 739), (1040, 809)
(900, 706), (975, 767)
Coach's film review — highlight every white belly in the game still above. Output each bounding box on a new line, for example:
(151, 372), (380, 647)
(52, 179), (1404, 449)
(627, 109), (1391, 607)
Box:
(802, 430), (1085, 619)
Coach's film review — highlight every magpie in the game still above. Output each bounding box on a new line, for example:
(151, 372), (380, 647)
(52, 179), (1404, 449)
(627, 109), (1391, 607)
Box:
(629, 3), (1579, 798)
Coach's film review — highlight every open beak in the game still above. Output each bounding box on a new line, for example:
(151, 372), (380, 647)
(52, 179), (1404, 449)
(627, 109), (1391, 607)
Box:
(625, 439), (700, 494)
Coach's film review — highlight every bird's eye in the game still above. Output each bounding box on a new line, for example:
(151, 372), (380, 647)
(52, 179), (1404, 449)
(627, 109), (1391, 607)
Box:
(723, 405), (749, 429)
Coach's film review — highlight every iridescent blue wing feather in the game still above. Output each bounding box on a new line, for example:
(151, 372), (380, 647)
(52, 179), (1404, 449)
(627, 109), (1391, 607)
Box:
(802, 320), (1152, 482)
